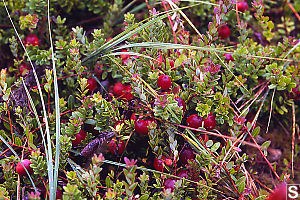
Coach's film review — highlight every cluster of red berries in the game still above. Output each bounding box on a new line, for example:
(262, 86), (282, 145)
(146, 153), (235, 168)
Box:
(87, 78), (98, 91)
(217, 1), (248, 39)
(153, 156), (173, 172)
(186, 113), (216, 130)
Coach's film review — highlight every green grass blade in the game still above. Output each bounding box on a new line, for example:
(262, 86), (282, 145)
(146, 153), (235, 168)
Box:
(47, 0), (61, 199)
(102, 51), (154, 60)
(82, 13), (171, 64)
(22, 80), (48, 160)
(2, 0), (54, 195)
(111, 42), (225, 52)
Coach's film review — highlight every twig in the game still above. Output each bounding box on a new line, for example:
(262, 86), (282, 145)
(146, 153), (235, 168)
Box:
(245, 124), (280, 181)
(162, 1), (178, 44)
(0, 115), (21, 134)
(287, 1), (300, 22)
(170, 122), (262, 149)
(17, 175), (20, 200)
(235, 2), (240, 27)
(255, 178), (272, 192)
(0, 24), (12, 28)
(71, 16), (103, 27)
(145, 0), (151, 10)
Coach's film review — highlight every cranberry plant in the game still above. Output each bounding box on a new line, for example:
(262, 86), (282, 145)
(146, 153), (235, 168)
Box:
(0, 0), (299, 199)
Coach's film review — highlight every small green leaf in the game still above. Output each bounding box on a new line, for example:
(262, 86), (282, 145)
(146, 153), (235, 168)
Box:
(206, 140), (213, 148)
(236, 176), (246, 186)
(211, 142), (220, 152)
(15, 137), (22, 146)
(261, 141), (271, 149)
(238, 181), (245, 194)
(252, 126), (260, 138)
(268, 21), (274, 30)
(28, 132), (33, 144)
(226, 161), (234, 170)
(68, 95), (75, 110)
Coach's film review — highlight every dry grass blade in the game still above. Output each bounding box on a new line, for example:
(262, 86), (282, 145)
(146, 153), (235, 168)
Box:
(291, 102), (296, 178)
(244, 93), (281, 181)
(266, 89), (276, 134)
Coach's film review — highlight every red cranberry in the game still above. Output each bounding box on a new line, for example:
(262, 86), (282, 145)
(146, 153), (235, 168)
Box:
(87, 78), (97, 91)
(135, 119), (149, 135)
(130, 113), (138, 121)
(94, 63), (103, 78)
(154, 157), (165, 172)
(177, 169), (188, 178)
(164, 178), (176, 191)
(25, 33), (40, 46)
(218, 25), (231, 39)
(157, 75), (172, 90)
(72, 130), (87, 146)
(266, 183), (287, 200)
(108, 137), (126, 155)
(122, 85), (133, 100)
(169, 60), (174, 68)
(203, 114), (216, 130)
(19, 63), (31, 76)
(121, 50), (130, 61)
(16, 159), (33, 176)
(113, 82), (133, 100)
(224, 53), (235, 62)
(175, 96), (186, 112)
(113, 82), (125, 96)
(165, 158), (173, 166)
(237, 1), (249, 12)
(289, 86), (300, 100)
(186, 114), (203, 129)
(179, 148), (195, 165)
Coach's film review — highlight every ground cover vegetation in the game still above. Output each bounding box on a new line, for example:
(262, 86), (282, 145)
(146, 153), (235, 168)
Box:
(0, 0), (299, 199)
